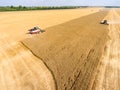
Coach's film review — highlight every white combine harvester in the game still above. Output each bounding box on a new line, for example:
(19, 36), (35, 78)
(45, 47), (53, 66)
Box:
(100, 20), (109, 25)
(28, 26), (45, 34)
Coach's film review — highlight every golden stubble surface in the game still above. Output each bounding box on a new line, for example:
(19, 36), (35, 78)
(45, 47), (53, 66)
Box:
(0, 8), (101, 41)
(0, 8), (101, 90)
(23, 10), (109, 90)
(92, 9), (120, 90)
(0, 40), (55, 90)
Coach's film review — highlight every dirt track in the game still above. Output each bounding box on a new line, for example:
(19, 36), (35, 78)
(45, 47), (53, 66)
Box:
(92, 9), (120, 90)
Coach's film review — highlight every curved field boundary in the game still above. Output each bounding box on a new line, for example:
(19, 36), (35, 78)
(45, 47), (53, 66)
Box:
(0, 36), (55, 90)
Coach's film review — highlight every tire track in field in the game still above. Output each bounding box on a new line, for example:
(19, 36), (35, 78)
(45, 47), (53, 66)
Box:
(92, 9), (120, 90)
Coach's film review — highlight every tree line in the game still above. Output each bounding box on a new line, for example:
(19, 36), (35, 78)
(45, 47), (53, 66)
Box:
(0, 6), (82, 11)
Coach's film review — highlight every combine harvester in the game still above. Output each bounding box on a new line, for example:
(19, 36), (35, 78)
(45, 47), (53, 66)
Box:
(28, 26), (45, 34)
(100, 20), (109, 25)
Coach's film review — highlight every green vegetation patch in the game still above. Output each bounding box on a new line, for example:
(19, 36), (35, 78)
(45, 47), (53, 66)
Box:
(0, 6), (84, 12)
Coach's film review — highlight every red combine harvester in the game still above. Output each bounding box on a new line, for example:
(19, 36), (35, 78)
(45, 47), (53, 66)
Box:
(28, 26), (45, 34)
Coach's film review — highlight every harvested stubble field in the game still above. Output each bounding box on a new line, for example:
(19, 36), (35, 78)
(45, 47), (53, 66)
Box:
(22, 10), (109, 90)
(92, 9), (120, 90)
(1, 8), (120, 90)
(0, 8), (100, 41)
(0, 8), (101, 90)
